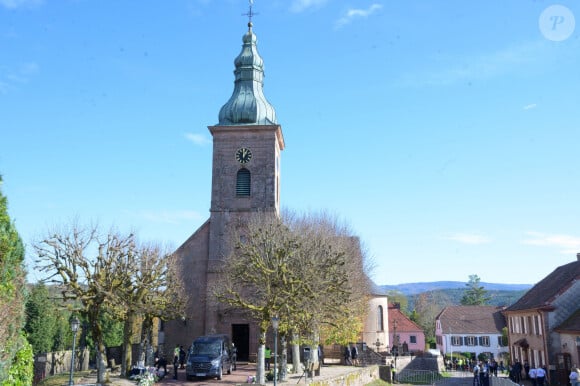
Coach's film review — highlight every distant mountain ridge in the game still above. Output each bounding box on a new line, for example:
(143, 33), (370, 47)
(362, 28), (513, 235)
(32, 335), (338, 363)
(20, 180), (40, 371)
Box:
(378, 281), (533, 296)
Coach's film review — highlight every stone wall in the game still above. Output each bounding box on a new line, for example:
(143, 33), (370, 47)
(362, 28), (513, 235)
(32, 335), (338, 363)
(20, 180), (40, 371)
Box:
(310, 365), (380, 386)
(33, 349), (89, 384)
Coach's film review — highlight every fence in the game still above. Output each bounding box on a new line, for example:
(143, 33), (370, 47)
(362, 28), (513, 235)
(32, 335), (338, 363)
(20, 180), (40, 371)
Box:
(398, 369), (443, 384)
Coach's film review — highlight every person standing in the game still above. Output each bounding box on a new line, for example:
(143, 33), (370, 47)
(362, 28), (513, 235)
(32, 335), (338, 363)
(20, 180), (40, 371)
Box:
(179, 345), (186, 369)
(473, 361), (481, 386)
(536, 365), (546, 386)
(344, 345), (352, 366)
(173, 344), (180, 380)
(514, 360), (523, 384)
(265, 346), (271, 370)
(481, 361), (490, 386)
(351, 344), (359, 366)
(569, 367), (579, 386)
(317, 345), (324, 366)
(173, 345), (180, 367)
(231, 343), (238, 371)
(525, 361), (530, 379)
(529, 365), (537, 386)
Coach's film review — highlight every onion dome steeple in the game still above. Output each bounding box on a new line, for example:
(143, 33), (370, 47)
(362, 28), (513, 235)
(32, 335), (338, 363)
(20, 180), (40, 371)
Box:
(218, 21), (277, 126)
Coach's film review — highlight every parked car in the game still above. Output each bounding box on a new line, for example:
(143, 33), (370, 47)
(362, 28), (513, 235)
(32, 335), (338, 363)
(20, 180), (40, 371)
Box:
(186, 334), (233, 381)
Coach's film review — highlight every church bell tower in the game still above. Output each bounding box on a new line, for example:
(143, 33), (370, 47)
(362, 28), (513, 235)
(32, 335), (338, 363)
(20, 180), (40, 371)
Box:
(207, 19), (284, 262)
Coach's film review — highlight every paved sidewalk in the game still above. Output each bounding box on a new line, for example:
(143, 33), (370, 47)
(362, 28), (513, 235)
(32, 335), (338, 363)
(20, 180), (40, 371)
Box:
(74, 362), (368, 385)
(158, 362), (364, 385)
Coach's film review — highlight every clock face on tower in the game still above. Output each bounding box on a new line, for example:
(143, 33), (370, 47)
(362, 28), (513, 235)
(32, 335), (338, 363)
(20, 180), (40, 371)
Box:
(235, 147), (252, 164)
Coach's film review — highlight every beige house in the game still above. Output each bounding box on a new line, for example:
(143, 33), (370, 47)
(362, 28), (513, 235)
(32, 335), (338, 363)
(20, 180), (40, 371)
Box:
(503, 254), (580, 386)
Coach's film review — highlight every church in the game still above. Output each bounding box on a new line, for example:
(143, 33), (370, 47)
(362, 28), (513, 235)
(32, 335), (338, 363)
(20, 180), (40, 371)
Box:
(161, 15), (390, 362)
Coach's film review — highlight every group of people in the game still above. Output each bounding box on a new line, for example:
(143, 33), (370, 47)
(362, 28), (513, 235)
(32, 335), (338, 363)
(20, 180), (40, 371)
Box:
(472, 360), (491, 386)
(344, 343), (359, 366)
(509, 360), (547, 386)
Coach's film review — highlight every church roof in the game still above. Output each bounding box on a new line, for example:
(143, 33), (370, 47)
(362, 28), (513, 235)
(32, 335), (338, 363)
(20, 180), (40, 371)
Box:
(218, 22), (278, 126)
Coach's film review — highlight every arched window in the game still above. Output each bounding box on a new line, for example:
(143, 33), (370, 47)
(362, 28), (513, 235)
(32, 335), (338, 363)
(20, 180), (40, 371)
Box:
(377, 305), (384, 331)
(236, 168), (251, 196)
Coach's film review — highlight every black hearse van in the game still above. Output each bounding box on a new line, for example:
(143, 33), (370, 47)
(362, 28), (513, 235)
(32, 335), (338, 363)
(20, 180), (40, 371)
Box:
(185, 334), (233, 381)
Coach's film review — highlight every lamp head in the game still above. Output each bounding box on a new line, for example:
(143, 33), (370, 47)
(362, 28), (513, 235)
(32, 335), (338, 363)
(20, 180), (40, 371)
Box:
(271, 316), (279, 330)
(71, 317), (80, 333)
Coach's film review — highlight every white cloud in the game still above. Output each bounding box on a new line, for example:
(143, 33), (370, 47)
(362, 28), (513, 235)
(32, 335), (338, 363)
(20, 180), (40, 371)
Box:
(522, 231), (580, 254)
(0, 62), (39, 93)
(335, 4), (382, 29)
(523, 103), (537, 110)
(0, 0), (43, 9)
(139, 210), (204, 225)
(290, 0), (328, 13)
(185, 132), (211, 146)
(444, 232), (491, 245)
(398, 40), (554, 88)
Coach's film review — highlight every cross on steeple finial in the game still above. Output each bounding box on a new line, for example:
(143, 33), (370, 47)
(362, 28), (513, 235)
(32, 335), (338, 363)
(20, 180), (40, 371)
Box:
(243, 0), (258, 29)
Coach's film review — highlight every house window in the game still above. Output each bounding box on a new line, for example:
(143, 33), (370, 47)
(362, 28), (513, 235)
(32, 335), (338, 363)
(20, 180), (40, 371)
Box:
(497, 336), (507, 347)
(520, 316), (526, 333)
(377, 305), (384, 331)
(479, 336), (490, 347)
(465, 336), (477, 346)
(236, 168), (251, 196)
(451, 336), (463, 346)
(534, 315), (541, 335)
(410, 335), (417, 344)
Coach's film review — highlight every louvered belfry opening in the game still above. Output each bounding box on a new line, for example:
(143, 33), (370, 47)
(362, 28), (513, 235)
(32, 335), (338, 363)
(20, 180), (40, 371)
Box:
(236, 168), (251, 196)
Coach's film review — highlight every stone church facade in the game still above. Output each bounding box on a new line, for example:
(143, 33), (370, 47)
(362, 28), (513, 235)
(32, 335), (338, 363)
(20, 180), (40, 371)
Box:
(161, 19), (393, 362)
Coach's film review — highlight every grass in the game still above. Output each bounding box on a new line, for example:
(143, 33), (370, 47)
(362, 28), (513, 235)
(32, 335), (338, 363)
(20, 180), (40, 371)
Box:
(36, 370), (92, 386)
(366, 379), (391, 386)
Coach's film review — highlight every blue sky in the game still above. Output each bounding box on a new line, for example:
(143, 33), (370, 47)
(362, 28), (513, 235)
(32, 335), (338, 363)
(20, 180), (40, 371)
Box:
(1, 0), (579, 286)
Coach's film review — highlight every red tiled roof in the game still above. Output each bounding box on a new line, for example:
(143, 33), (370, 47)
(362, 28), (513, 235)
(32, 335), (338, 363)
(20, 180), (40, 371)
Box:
(505, 259), (580, 312)
(436, 305), (506, 334)
(388, 304), (424, 333)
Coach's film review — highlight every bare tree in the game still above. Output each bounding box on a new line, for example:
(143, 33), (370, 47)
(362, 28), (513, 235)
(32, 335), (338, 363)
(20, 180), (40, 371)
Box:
(212, 213), (299, 384)
(286, 211), (370, 370)
(34, 224), (136, 384)
(212, 211), (371, 381)
(116, 242), (186, 375)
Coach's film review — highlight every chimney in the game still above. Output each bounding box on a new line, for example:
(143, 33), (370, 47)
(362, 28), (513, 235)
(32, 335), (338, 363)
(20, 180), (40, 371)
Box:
(577, 252), (580, 261)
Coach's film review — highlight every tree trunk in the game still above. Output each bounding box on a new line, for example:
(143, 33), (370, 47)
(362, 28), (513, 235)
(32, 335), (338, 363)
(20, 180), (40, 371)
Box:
(280, 334), (288, 381)
(291, 331), (300, 373)
(139, 316), (154, 367)
(96, 340), (109, 384)
(121, 314), (134, 376)
(90, 308), (109, 384)
(257, 331), (266, 385)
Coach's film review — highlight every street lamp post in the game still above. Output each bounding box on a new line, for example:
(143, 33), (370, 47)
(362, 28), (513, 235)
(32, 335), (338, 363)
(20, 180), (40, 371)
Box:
(68, 317), (80, 386)
(271, 316), (279, 386)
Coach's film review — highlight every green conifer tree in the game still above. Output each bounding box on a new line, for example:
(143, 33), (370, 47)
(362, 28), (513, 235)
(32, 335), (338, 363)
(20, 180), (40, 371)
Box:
(460, 274), (491, 305)
(0, 176), (33, 383)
